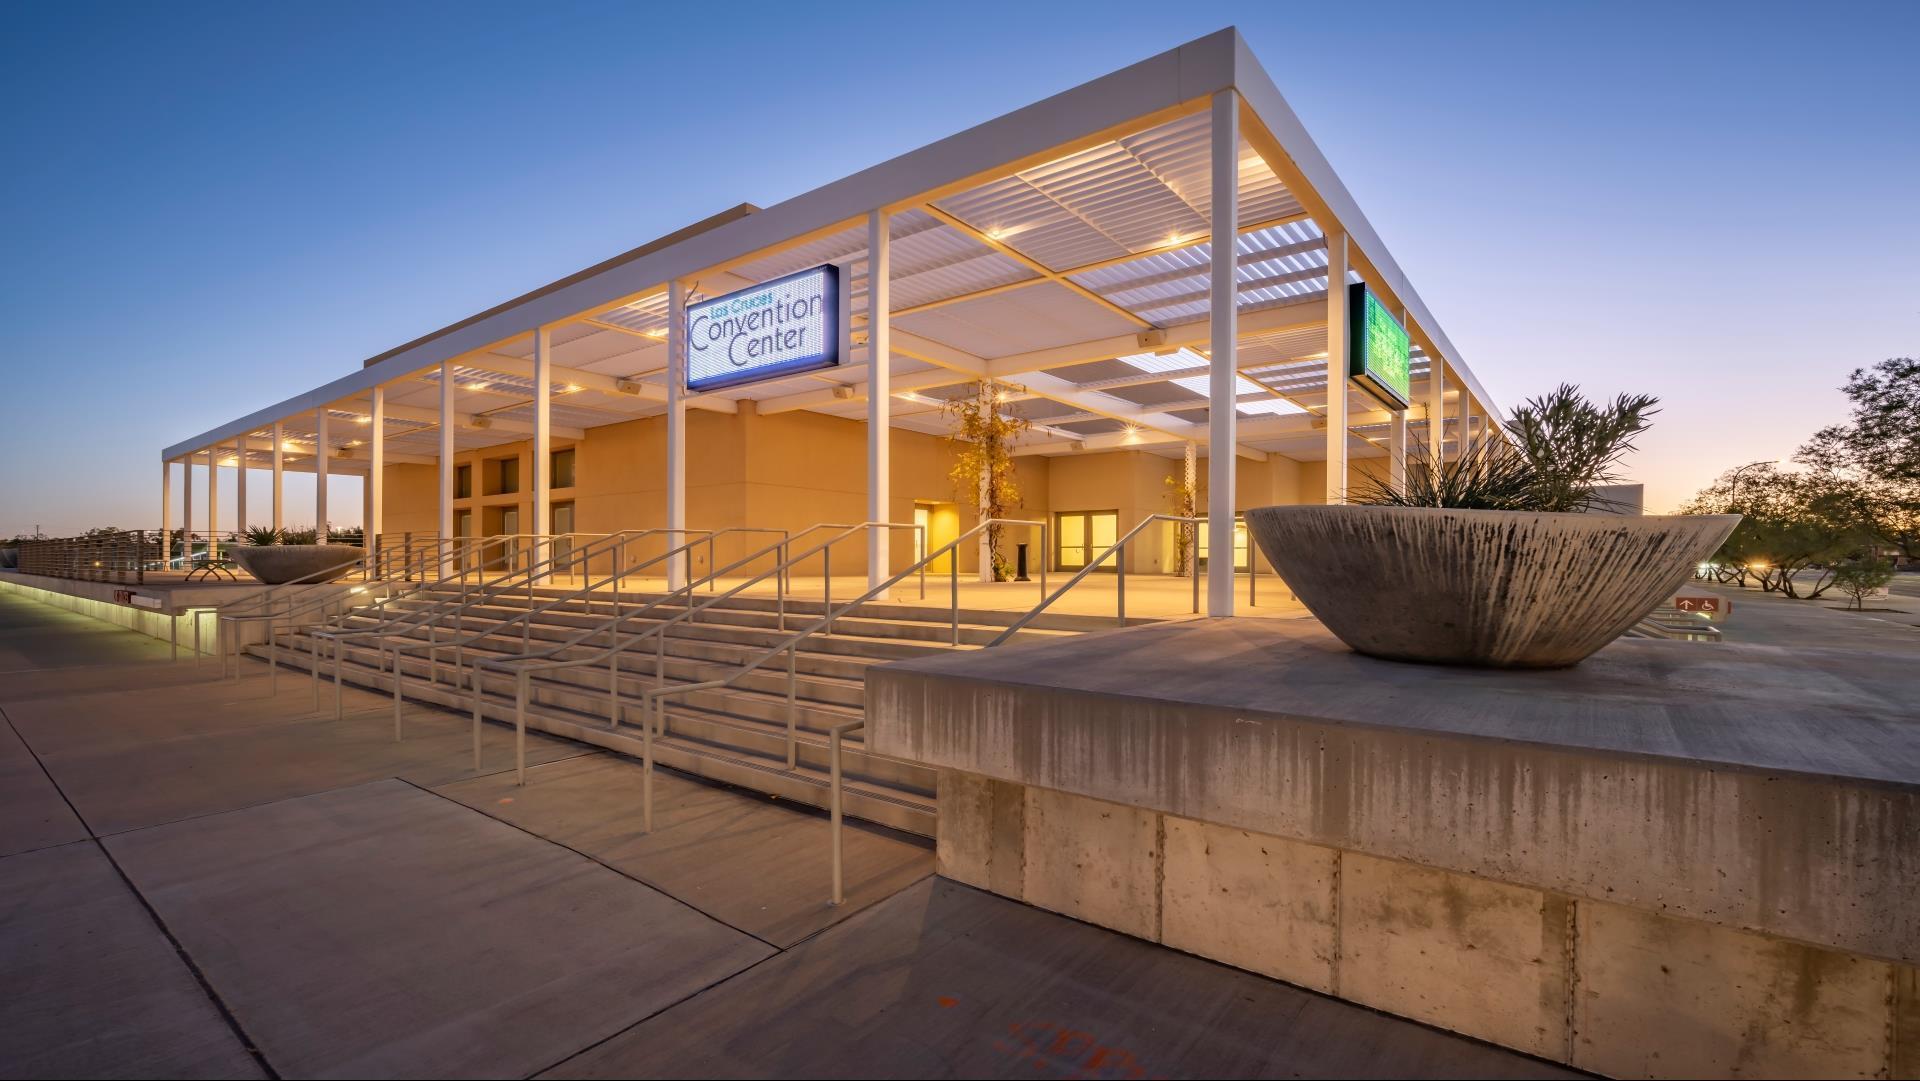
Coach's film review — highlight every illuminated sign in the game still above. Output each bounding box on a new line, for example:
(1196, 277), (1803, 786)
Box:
(686, 264), (841, 392)
(1347, 283), (1411, 409)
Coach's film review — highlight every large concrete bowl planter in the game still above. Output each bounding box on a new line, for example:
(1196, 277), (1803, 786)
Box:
(229, 544), (364, 585)
(1244, 506), (1740, 669)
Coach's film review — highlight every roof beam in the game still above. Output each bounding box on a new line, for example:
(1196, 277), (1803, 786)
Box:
(376, 401), (584, 440)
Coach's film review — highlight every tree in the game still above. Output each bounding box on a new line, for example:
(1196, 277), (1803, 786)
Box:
(1683, 465), (1880, 599)
(1795, 357), (1920, 564)
(1831, 556), (1895, 611)
(1798, 357), (1920, 484)
(1164, 473), (1198, 575)
(944, 381), (1032, 581)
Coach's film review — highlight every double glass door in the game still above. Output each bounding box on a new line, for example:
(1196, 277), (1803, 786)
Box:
(1055, 510), (1119, 571)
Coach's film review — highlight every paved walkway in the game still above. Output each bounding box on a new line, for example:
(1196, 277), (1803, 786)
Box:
(0, 590), (1577, 1079)
(1690, 574), (1920, 655)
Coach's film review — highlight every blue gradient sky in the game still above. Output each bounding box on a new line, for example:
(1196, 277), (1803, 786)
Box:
(3, 1), (1915, 534)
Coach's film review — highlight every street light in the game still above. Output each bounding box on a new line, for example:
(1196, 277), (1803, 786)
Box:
(1727, 460), (1777, 507)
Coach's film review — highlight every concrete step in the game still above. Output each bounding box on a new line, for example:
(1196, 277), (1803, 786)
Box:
(251, 641), (935, 835)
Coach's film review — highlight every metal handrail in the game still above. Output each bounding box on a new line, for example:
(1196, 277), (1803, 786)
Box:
(214, 538), (450, 678)
(219, 534), (502, 680)
(314, 530), (648, 648)
(344, 527), (788, 733)
(477, 522), (920, 791)
(639, 516), (1043, 767)
(301, 529), (662, 715)
(985, 514), (1207, 647)
(633, 517), (1045, 902)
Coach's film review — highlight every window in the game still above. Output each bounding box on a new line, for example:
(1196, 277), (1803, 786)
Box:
(551, 448), (576, 489)
(1055, 511), (1119, 571)
(489, 456), (519, 496)
(455, 464), (472, 500)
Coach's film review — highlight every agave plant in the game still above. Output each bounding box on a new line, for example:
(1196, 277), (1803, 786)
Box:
(244, 525), (281, 546)
(1354, 384), (1658, 512)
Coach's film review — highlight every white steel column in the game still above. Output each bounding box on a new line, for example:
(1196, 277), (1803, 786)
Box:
(1324, 231), (1350, 505)
(1428, 359), (1447, 469)
(1206, 88), (1239, 617)
(1457, 385), (1473, 454)
(866, 209), (891, 591)
(531, 327), (552, 582)
(438, 360), (456, 570)
(1388, 407), (1408, 493)
(234, 439), (247, 533)
(1388, 307), (1409, 492)
(206, 447), (220, 558)
(315, 407), (330, 537)
(161, 460), (172, 567)
(183, 455), (194, 567)
(271, 421), (284, 530)
(666, 281), (689, 590)
(369, 386), (385, 561)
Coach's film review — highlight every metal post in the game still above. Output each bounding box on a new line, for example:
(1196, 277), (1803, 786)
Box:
(830, 724), (847, 906)
(608, 647), (621, 730)
(207, 447), (220, 561)
(666, 282), (689, 590)
(514, 670), (528, 786)
(1429, 359), (1448, 474)
(271, 421), (284, 532)
(370, 385), (386, 554)
(1326, 232), (1351, 508)
(234, 439), (247, 537)
(334, 638), (344, 720)
(160, 460), (172, 572)
(1117, 556), (1127, 627)
(785, 643), (798, 769)
(438, 359), (456, 577)
(471, 668), (483, 771)
(642, 694), (655, 833)
(393, 645), (405, 736)
(315, 407), (330, 538)
(532, 326), (551, 583)
(1206, 88), (1239, 617)
(867, 209), (892, 593)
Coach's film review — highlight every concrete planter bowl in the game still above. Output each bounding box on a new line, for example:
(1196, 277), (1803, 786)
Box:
(1244, 505), (1741, 669)
(229, 544), (364, 585)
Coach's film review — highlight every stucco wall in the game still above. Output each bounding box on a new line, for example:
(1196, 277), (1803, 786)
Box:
(379, 411), (1369, 579)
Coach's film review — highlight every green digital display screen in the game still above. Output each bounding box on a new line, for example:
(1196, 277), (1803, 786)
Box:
(1348, 283), (1411, 409)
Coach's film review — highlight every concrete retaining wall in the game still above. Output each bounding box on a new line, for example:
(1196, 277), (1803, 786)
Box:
(870, 619), (1920, 1078)
(940, 772), (1916, 1079)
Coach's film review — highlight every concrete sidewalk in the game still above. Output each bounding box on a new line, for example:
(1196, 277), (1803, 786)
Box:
(0, 589), (1577, 1079)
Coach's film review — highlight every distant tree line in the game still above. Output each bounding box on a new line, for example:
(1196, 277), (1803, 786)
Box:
(1686, 357), (1917, 604)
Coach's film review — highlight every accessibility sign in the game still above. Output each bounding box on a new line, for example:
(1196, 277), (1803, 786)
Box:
(1672, 595), (1728, 621)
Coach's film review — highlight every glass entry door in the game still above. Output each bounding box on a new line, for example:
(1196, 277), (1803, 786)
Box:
(1055, 510), (1119, 571)
(550, 502), (576, 576)
(1195, 519), (1251, 571)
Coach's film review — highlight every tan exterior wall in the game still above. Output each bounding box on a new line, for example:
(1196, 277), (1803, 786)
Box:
(379, 412), (1380, 579)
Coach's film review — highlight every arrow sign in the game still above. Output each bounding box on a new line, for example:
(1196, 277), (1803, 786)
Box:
(1672, 595), (1723, 616)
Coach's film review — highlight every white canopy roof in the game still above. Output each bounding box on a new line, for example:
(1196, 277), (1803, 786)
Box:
(165, 28), (1500, 469)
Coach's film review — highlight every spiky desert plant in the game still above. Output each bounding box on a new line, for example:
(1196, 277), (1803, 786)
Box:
(245, 525), (281, 546)
(1353, 435), (1540, 510)
(1504, 384), (1659, 512)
